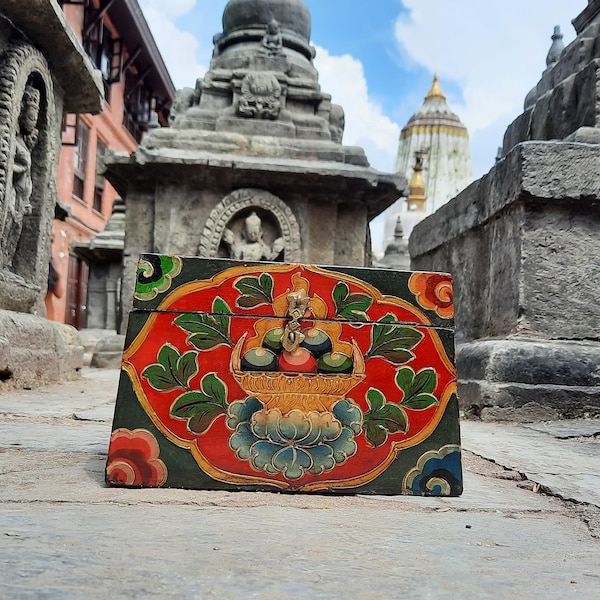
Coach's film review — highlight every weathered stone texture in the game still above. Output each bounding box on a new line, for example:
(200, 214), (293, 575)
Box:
(111, 151), (404, 332)
(522, 203), (600, 340)
(411, 2), (600, 419)
(0, 1), (102, 391)
(502, 2), (600, 153)
(0, 0), (103, 113)
(0, 310), (83, 390)
(411, 142), (600, 417)
(106, 0), (406, 334)
(411, 142), (600, 343)
(90, 334), (125, 369)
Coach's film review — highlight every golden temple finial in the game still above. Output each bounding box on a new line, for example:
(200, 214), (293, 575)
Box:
(425, 74), (446, 101)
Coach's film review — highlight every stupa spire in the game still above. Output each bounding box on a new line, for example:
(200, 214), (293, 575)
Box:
(546, 25), (565, 68)
(425, 74), (446, 101)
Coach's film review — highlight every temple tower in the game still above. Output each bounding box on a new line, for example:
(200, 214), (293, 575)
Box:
(382, 75), (473, 247)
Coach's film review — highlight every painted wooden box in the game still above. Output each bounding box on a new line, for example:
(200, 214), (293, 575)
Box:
(106, 255), (462, 496)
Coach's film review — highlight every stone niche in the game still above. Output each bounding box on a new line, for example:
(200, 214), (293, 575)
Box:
(0, 0), (103, 390)
(106, 0), (405, 332)
(410, 1), (600, 420)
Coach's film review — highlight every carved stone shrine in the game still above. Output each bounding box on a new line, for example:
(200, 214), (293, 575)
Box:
(0, 0), (103, 389)
(105, 0), (406, 332)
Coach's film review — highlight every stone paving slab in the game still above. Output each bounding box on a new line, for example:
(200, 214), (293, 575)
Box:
(0, 420), (109, 453)
(523, 419), (600, 439)
(461, 421), (600, 508)
(1, 501), (599, 600)
(0, 368), (118, 419)
(1, 368), (600, 598)
(0, 449), (561, 514)
(73, 406), (114, 422)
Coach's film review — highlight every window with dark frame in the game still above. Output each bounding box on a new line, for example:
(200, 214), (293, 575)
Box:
(123, 75), (154, 144)
(83, 9), (115, 101)
(73, 118), (90, 201)
(93, 138), (107, 213)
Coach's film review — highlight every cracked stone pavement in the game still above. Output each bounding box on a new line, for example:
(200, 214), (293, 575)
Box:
(1, 369), (599, 599)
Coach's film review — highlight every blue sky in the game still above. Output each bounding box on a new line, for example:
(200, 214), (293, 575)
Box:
(139, 0), (587, 247)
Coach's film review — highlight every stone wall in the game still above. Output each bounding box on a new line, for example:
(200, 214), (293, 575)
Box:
(410, 142), (600, 343)
(110, 152), (401, 332)
(410, 141), (600, 418)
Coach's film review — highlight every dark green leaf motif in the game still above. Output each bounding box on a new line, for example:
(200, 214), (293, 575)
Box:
(332, 281), (373, 322)
(396, 367), (439, 410)
(171, 373), (228, 435)
(363, 387), (408, 448)
(142, 344), (199, 391)
(366, 314), (424, 364)
(174, 297), (232, 351)
(235, 274), (274, 309)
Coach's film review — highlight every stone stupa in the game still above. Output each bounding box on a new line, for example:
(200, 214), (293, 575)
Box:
(105, 0), (406, 329)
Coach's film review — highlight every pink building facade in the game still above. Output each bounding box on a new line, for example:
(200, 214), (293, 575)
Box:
(48, 0), (174, 327)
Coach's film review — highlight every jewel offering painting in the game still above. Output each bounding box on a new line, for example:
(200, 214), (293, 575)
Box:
(106, 255), (462, 496)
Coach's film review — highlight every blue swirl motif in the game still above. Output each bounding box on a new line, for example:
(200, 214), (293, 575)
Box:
(403, 444), (463, 496)
(227, 397), (364, 480)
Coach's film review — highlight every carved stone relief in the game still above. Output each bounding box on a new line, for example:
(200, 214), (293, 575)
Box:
(2, 83), (40, 269)
(198, 189), (301, 262)
(238, 72), (282, 120)
(0, 41), (56, 309)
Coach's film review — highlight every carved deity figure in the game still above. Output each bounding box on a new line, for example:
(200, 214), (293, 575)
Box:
(223, 211), (284, 261)
(238, 72), (282, 120)
(261, 19), (283, 56)
(2, 84), (40, 269)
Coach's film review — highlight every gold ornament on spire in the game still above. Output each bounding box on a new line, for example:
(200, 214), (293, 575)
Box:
(425, 74), (446, 101)
(406, 150), (427, 211)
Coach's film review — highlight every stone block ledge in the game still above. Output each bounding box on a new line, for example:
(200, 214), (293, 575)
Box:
(457, 338), (600, 420)
(1, 0), (103, 113)
(106, 148), (407, 218)
(0, 310), (83, 392)
(409, 141), (600, 257)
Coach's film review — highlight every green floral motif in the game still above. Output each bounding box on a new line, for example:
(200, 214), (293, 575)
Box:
(332, 281), (373, 322)
(363, 367), (439, 448)
(366, 313), (424, 364)
(395, 367), (439, 410)
(170, 372), (228, 435)
(174, 297), (233, 351)
(142, 344), (198, 391)
(135, 255), (182, 301)
(227, 398), (363, 480)
(141, 342), (228, 436)
(364, 387), (408, 448)
(234, 274), (274, 309)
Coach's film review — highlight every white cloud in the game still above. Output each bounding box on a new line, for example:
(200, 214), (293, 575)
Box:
(139, 0), (206, 89)
(395, 0), (588, 177)
(138, 0), (196, 21)
(314, 46), (401, 173)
